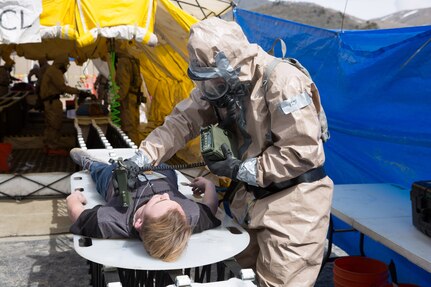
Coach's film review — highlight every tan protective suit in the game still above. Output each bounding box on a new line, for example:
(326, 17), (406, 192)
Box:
(115, 51), (142, 145)
(28, 59), (49, 95)
(139, 18), (333, 287)
(40, 60), (80, 150)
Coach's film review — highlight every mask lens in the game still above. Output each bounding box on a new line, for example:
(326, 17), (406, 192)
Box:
(201, 77), (228, 100)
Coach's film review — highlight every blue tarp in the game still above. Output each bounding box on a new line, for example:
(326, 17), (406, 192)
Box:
(234, 7), (431, 286)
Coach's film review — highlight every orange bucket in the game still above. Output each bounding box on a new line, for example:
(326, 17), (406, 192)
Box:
(334, 256), (389, 287)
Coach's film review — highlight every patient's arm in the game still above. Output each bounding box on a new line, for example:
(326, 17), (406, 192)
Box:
(66, 191), (88, 223)
(190, 177), (218, 215)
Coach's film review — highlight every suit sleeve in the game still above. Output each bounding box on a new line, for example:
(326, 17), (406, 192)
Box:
(51, 69), (80, 94)
(192, 202), (221, 234)
(69, 206), (103, 238)
(139, 88), (217, 164)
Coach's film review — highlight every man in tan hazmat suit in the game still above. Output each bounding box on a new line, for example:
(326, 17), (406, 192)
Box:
(115, 43), (143, 145)
(28, 58), (49, 96)
(40, 55), (84, 154)
(0, 59), (17, 96)
(131, 18), (333, 286)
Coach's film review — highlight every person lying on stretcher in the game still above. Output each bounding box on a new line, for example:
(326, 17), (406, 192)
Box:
(67, 148), (221, 262)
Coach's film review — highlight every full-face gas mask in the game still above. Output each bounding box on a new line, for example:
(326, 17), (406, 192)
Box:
(188, 51), (252, 148)
(187, 51), (246, 109)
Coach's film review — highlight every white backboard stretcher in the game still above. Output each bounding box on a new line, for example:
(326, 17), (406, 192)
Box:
(70, 149), (249, 271)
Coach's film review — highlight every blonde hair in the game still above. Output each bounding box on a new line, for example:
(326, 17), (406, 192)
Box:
(140, 208), (192, 262)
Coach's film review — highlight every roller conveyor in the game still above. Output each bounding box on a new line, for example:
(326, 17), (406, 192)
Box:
(74, 116), (138, 150)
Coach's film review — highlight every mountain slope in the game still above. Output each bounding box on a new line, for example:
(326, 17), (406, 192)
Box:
(250, 1), (377, 30)
(231, 1), (431, 30)
(373, 7), (431, 28)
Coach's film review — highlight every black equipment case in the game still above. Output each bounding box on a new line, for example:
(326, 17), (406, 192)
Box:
(410, 180), (431, 237)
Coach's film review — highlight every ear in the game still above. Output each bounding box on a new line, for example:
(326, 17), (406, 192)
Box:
(134, 217), (143, 231)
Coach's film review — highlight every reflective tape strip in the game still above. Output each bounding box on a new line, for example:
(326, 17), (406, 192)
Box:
(279, 92), (312, 115)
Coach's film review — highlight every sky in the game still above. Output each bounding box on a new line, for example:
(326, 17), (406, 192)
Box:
(285, 0), (431, 20)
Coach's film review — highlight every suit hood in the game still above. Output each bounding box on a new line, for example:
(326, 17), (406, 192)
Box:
(187, 18), (259, 82)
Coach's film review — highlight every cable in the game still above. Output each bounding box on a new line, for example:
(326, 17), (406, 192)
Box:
(340, 0), (349, 32)
(138, 161), (207, 172)
(400, 37), (431, 69)
(108, 39), (121, 126)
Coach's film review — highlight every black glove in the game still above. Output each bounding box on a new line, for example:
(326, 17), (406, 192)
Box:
(78, 90), (89, 97)
(204, 144), (242, 179)
(78, 91), (96, 104)
(78, 91), (89, 105)
(122, 160), (143, 190)
(111, 159), (143, 191)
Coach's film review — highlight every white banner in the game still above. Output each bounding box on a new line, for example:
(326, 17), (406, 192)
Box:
(0, 0), (42, 44)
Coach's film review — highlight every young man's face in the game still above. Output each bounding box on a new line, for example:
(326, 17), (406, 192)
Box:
(133, 193), (185, 230)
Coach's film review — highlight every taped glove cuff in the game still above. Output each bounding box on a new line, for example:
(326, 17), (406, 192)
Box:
(126, 149), (150, 168)
(236, 157), (258, 186)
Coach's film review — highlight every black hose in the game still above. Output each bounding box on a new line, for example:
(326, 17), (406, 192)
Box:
(138, 161), (207, 172)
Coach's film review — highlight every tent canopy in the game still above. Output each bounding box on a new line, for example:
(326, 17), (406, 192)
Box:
(0, 0), (192, 60)
(0, 0), (233, 61)
(170, 0), (232, 19)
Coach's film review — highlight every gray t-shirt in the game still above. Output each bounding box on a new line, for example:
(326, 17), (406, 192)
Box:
(70, 169), (221, 239)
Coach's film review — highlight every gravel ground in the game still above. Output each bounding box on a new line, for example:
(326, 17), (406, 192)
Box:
(0, 235), (90, 287)
(0, 234), (340, 287)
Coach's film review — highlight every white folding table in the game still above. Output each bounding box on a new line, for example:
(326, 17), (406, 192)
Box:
(330, 183), (431, 273)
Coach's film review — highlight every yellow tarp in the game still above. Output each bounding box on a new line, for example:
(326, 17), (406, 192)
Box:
(40, 0), (79, 40)
(75, 0), (158, 47)
(7, 0), (159, 60)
